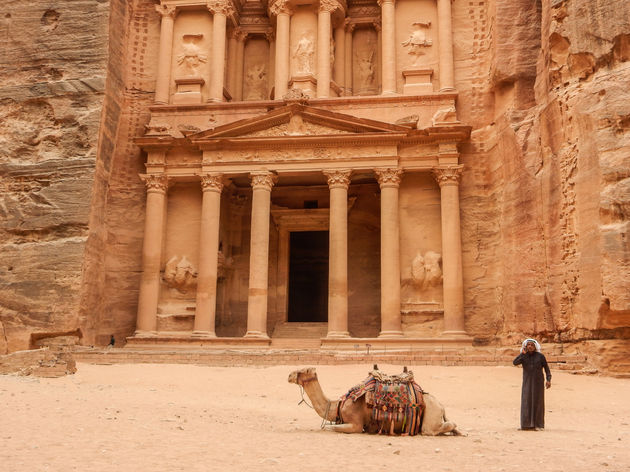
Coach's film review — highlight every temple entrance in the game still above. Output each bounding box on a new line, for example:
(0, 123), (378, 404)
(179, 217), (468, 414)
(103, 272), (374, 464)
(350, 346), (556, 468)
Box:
(287, 231), (329, 322)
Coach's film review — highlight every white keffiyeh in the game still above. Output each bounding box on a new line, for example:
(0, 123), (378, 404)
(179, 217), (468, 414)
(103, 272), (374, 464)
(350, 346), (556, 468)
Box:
(521, 338), (541, 352)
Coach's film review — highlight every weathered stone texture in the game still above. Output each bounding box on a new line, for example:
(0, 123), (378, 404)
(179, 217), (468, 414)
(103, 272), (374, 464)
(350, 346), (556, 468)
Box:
(0, 1), (109, 353)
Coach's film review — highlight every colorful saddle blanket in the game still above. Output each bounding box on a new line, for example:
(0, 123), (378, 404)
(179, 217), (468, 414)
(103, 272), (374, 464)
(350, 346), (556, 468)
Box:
(342, 369), (425, 435)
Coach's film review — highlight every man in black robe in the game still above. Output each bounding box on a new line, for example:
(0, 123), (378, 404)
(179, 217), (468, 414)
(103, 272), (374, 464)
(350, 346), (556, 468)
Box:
(513, 338), (552, 430)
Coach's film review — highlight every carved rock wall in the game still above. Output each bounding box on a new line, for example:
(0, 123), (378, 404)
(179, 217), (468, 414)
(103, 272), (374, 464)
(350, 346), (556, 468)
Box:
(0, 1), (110, 353)
(458, 0), (630, 345)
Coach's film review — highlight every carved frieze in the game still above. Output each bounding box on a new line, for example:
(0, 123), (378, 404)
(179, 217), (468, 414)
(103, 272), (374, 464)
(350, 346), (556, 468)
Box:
(242, 121), (349, 138)
(432, 165), (463, 187)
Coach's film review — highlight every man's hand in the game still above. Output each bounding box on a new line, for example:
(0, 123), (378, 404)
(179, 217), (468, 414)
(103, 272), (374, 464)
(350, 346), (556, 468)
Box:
(546, 381), (551, 389)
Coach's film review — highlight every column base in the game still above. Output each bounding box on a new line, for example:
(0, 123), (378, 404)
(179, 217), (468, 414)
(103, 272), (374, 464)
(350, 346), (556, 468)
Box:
(439, 87), (456, 92)
(381, 90), (398, 96)
(441, 330), (469, 338)
(378, 330), (403, 338)
(133, 330), (157, 337)
(325, 331), (350, 339)
(244, 330), (270, 339)
(191, 330), (217, 338)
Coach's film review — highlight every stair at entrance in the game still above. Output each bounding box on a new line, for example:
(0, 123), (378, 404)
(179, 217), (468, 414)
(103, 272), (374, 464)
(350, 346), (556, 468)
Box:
(270, 322), (327, 349)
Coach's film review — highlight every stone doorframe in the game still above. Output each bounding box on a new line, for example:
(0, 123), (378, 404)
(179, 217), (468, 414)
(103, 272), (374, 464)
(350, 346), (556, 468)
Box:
(271, 208), (330, 323)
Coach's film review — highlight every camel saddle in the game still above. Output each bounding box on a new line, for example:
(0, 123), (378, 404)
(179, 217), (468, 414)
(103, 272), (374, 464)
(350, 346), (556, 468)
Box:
(342, 368), (425, 435)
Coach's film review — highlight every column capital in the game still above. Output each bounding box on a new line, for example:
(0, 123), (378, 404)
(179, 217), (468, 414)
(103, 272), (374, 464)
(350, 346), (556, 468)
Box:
(433, 165), (463, 187)
(323, 169), (352, 189)
(140, 174), (168, 193)
(344, 18), (356, 33)
(200, 173), (224, 193)
(155, 3), (177, 18)
(377, 0), (395, 6)
(250, 171), (277, 191)
(318, 0), (339, 13)
(375, 168), (403, 188)
(269, 0), (295, 17)
(207, 0), (234, 16)
(230, 27), (248, 42)
(264, 28), (275, 42)
(372, 20), (382, 32)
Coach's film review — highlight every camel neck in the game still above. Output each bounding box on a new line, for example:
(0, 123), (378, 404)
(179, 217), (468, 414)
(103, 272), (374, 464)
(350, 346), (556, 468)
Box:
(301, 377), (340, 421)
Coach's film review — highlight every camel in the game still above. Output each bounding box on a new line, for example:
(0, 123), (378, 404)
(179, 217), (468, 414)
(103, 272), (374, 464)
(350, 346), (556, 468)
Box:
(288, 366), (464, 436)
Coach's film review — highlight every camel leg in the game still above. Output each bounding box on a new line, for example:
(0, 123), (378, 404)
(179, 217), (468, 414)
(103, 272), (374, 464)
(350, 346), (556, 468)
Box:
(325, 423), (364, 434)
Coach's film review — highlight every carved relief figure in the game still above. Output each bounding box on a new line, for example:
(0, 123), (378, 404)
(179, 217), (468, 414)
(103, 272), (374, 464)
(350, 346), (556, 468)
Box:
(163, 255), (198, 293)
(177, 34), (207, 76)
(411, 251), (442, 289)
(402, 22), (433, 66)
(293, 34), (314, 74)
(244, 63), (267, 100)
(358, 51), (375, 86)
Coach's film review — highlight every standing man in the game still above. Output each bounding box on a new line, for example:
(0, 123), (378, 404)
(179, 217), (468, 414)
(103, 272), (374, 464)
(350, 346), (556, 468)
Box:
(513, 338), (552, 430)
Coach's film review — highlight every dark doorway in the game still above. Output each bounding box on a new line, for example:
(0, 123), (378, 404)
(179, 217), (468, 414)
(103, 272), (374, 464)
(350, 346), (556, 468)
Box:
(288, 231), (329, 322)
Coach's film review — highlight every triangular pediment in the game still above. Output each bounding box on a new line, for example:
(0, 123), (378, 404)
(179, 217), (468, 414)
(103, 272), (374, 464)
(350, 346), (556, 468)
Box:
(189, 104), (411, 142)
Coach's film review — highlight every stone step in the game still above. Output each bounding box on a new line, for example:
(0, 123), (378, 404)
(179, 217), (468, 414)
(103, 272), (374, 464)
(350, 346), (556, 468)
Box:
(271, 322), (328, 338)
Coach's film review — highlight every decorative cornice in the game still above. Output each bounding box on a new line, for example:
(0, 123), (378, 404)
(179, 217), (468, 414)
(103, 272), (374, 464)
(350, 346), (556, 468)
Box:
(432, 165), (463, 187)
(155, 3), (177, 18)
(140, 174), (168, 193)
(269, 0), (294, 17)
(250, 171), (277, 190)
(200, 173), (224, 193)
(323, 169), (352, 189)
(207, 0), (234, 16)
(375, 168), (403, 188)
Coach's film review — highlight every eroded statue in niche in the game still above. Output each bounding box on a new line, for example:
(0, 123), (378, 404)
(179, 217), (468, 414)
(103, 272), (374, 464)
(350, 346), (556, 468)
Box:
(293, 34), (314, 75)
(244, 63), (267, 100)
(402, 22), (433, 66)
(411, 251), (442, 289)
(177, 34), (207, 76)
(163, 255), (198, 293)
(358, 51), (375, 87)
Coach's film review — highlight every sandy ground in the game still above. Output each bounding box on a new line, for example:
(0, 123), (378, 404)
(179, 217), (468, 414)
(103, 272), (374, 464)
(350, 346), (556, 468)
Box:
(1, 362), (629, 472)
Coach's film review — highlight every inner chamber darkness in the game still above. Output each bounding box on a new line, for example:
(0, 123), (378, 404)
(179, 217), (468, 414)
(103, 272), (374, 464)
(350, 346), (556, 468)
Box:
(288, 231), (329, 322)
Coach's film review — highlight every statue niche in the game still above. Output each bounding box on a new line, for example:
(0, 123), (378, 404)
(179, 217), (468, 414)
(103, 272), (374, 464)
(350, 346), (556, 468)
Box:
(352, 28), (378, 95)
(173, 33), (207, 104)
(293, 34), (314, 75)
(243, 37), (270, 101)
(402, 21), (433, 67)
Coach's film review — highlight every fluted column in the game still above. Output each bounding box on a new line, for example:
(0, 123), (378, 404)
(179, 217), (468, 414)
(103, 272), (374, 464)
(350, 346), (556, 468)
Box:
(344, 20), (354, 96)
(324, 169), (351, 338)
(333, 23), (345, 90)
(245, 172), (276, 338)
(193, 174), (224, 337)
(271, 1), (293, 100)
(208, 1), (232, 102)
(433, 166), (466, 335)
(235, 29), (247, 101)
(378, 0), (397, 95)
(136, 174), (168, 334)
(375, 168), (403, 337)
(154, 4), (176, 104)
(317, 1), (335, 98)
(437, 0), (455, 91)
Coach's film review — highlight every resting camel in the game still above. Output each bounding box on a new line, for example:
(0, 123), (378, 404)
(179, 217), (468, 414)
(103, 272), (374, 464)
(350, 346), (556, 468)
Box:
(288, 366), (463, 436)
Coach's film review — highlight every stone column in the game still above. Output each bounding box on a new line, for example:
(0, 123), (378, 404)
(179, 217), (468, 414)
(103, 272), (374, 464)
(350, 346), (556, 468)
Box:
(344, 20), (354, 96)
(333, 23), (345, 90)
(378, 0), (397, 95)
(136, 174), (168, 334)
(154, 4), (176, 104)
(375, 168), (403, 337)
(208, 1), (232, 102)
(235, 29), (247, 101)
(324, 169), (351, 338)
(266, 29), (276, 99)
(437, 0), (455, 91)
(433, 166), (466, 335)
(317, 1), (336, 98)
(193, 174), (224, 337)
(271, 1), (293, 100)
(227, 29), (239, 97)
(245, 172), (276, 338)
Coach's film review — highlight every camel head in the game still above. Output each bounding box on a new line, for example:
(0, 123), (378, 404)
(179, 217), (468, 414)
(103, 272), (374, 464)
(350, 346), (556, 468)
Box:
(288, 367), (317, 386)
